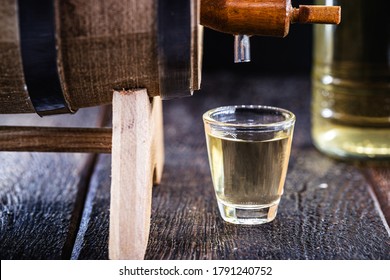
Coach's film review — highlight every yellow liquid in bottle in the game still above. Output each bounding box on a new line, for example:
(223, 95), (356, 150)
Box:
(312, 0), (390, 159)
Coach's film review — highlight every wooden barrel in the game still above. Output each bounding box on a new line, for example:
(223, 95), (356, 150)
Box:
(0, 0), (202, 115)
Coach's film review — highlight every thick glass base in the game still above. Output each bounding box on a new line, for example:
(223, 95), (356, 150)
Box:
(217, 200), (279, 225)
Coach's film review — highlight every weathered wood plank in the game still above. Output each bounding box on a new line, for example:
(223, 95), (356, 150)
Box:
(71, 154), (111, 259)
(58, 0), (160, 110)
(0, 0), (35, 113)
(363, 165), (390, 226)
(76, 74), (390, 259)
(0, 107), (104, 259)
(109, 90), (162, 260)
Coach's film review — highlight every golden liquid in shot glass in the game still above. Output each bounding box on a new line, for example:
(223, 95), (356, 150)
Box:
(203, 105), (295, 225)
(206, 131), (292, 224)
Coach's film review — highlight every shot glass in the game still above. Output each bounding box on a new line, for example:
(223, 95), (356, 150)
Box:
(203, 105), (295, 225)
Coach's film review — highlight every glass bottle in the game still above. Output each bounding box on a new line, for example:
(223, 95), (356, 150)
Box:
(311, 0), (390, 159)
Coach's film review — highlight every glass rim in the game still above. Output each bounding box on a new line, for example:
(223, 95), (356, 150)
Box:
(202, 105), (296, 129)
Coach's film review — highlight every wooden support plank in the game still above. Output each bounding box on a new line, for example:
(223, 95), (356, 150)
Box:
(109, 89), (164, 260)
(0, 126), (112, 153)
(151, 95), (164, 185)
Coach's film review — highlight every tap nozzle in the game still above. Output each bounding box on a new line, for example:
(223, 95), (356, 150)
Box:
(234, 34), (251, 63)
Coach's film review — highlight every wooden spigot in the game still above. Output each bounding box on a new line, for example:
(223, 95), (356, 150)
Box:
(200, 0), (341, 62)
(201, 0), (341, 37)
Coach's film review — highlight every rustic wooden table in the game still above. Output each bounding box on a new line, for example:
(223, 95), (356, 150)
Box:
(1, 74), (389, 259)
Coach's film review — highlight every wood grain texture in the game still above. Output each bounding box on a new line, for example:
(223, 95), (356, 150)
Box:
(58, 0), (159, 110)
(0, 0), (160, 113)
(201, 0), (291, 36)
(0, 126), (112, 153)
(362, 164), (390, 226)
(0, 0), (201, 113)
(109, 90), (164, 259)
(0, 107), (104, 259)
(75, 74), (390, 260)
(291, 5), (341, 24)
(71, 154), (111, 259)
(0, 0), (35, 113)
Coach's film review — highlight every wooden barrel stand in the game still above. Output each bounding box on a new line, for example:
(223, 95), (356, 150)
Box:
(110, 89), (164, 260)
(0, 89), (165, 260)
(0, 0), (202, 259)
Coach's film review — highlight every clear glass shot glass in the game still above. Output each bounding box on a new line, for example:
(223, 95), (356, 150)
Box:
(203, 105), (295, 225)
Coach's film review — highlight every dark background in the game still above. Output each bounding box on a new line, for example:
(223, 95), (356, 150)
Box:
(202, 0), (315, 74)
